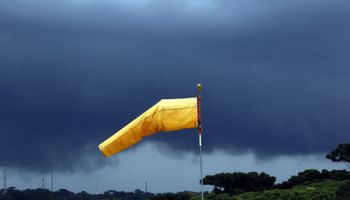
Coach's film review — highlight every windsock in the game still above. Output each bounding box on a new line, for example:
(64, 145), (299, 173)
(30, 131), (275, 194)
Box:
(99, 97), (198, 157)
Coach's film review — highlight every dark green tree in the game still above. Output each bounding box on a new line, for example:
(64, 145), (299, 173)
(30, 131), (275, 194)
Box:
(203, 172), (276, 195)
(151, 192), (193, 200)
(277, 169), (350, 189)
(326, 143), (350, 162)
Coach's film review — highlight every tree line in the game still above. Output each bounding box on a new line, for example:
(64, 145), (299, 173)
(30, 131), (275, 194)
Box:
(203, 169), (350, 195)
(153, 143), (350, 200)
(0, 188), (153, 200)
(200, 143), (350, 196)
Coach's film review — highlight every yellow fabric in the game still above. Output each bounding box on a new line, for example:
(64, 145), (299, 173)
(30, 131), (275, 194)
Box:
(99, 97), (197, 157)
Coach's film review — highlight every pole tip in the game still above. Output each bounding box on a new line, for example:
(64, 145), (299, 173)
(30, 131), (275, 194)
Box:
(196, 83), (202, 92)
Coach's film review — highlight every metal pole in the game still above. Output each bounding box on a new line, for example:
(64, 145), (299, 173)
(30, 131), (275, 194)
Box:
(196, 83), (204, 200)
(42, 177), (45, 189)
(199, 134), (203, 200)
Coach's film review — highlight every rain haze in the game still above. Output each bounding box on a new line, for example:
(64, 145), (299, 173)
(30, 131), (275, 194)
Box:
(1, 0), (350, 193)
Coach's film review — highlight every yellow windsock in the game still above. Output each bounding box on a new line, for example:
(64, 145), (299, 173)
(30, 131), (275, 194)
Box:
(99, 97), (198, 157)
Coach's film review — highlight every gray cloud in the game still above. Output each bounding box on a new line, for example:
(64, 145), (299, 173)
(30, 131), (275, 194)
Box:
(1, 0), (350, 172)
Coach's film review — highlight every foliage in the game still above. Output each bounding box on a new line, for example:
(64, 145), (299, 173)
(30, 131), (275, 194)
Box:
(190, 193), (231, 200)
(152, 191), (197, 200)
(336, 181), (350, 200)
(277, 169), (350, 189)
(234, 180), (346, 200)
(195, 180), (347, 200)
(203, 172), (276, 195)
(326, 143), (350, 163)
(0, 187), (153, 200)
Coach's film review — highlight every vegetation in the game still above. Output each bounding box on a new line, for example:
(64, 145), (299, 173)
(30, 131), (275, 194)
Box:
(2, 143), (350, 200)
(336, 181), (350, 200)
(277, 169), (350, 189)
(2, 170), (350, 200)
(0, 188), (154, 200)
(203, 172), (276, 195)
(190, 180), (350, 200)
(233, 180), (346, 200)
(152, 191), (198, 200)
(326, 143), (350, 163)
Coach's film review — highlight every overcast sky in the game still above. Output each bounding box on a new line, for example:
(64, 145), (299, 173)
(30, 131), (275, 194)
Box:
(1, 0), (350, 193)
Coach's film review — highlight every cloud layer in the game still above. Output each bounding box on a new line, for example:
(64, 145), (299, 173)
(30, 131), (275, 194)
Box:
(1, 0), (350, 172)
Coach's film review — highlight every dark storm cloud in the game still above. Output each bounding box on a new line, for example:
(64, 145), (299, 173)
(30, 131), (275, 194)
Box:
(1, 0), (350, 172)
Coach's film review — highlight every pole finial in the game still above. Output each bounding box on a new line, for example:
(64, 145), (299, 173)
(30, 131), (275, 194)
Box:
(196, 83), (202, 92)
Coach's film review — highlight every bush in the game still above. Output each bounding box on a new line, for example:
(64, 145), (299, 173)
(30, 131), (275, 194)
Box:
(336, 181), (350, 200)
(277, 169), (350, 189)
